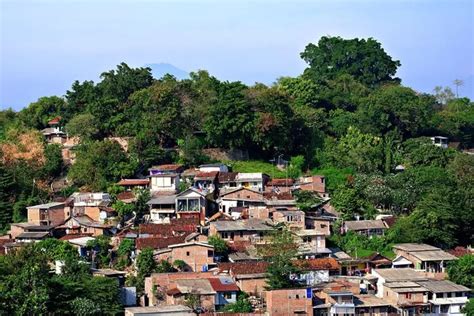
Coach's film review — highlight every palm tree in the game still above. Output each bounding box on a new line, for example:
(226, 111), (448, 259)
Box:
(453, 79), (464, 98)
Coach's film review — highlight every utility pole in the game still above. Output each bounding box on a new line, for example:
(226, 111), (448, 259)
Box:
(453, 79), (463, 98)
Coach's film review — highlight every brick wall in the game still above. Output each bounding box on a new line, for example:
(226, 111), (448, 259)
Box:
(266, 288), (313, 316)
(155, 244), (214, 272)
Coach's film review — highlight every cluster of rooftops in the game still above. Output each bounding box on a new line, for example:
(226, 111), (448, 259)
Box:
(0, 160), (472, 315)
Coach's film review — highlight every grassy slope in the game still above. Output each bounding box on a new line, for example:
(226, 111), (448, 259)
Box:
(225, 160), (287, 178)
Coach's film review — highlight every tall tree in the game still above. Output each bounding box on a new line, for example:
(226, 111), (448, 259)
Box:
(301, 36), (401, 87)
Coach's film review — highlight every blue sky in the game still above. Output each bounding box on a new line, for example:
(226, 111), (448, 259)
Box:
(1, 0), (473, 110)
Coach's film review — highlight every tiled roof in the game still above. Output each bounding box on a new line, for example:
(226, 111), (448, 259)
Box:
(117, 191), (135, 201)
(208, 277), (240, 292)
(294, 258), (341, 271)
(267, 178), (295, 186)
(136, 235), (186, 250)
(48, 116), (61, 125)
(195, 171), (219, 180)
(448, 246), (473, 258)
(117, 179), (149, 186)
(218, 261), (269, 275)
(150, 164), (183, 172)
(59, 233), (93, 241)
(228, 240), (252, 252)
(344, 220), (387, 231)
(263, 191), (294, 201)
(218, 172), (238, 182)
(139, 219), (198, 236)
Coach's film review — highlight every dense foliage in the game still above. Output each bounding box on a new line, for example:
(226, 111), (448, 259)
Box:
(0, 35), (472, 248)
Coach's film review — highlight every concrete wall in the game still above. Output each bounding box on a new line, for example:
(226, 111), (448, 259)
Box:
(155, 244), (214, 272)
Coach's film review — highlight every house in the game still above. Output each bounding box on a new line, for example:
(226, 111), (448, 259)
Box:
(343, 220), (387, 238)
(294, 229), (330, 258)
(117, 191), (136, 204)
(417, 280), (471, 315)
(364, 253), (392, 272)
(176, 188), (208, 223)
(199, 163), (229, 173)
(193, 171), (218, 194)
(330, 247), (368, 276)
(117, 179), (149, 191)
(272, 209), (305, 230)
(209, 219), (273, 243)
(147, 195), (177, 223)
(15, 231), (50, 242)
(125, 305), (195, 316)
(371, 268), (427, 297)
(9, 223), (55, 240)
(41, 116), (67, 144)
(217, 172), (238, 190)
(266, 288), (314, 316)
(166, 279), (217, 311)
(149, 164), (184, 193)
(264, 191), (297, 208)
(392, 243), (458, 275)
(27, 202), (68, 226)
(208, 277), (240, 309)
(138, 218), (199, 237)
(265, 178), (295, 193)
(154, 241), (215, 272)
(135, 235), (186, 253)
(70, 192), (112, 222)
(144, 271), (215, 306)
(235, 173), (269, 192)
(63, 235), (95, 257)
(431, 136), (448, 149)
(304, 216), (331, 236)
(294, 258), (341, 285)
(218, 187), (265, 215)
(298, 175), (328, 198)
(218, 261), (269, 297)
(382, 281), (429, 315)
(63, 215), (113, 236)
(353, 294), (394, 316)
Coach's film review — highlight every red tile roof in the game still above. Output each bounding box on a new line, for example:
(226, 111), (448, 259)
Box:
(117, 191), (135, 201)
(267, 178), (295, 186)
(117, 179), (149, 186)
(448, 246), (474, 258)
(208, 278), (240, 292)
(153, 164), (183, 172)
(139, 219), (198, 236)
(294, 258), (341, 271)
(136, 235), (186, 250)
(195, 171), (219, 180)
(59, 233), (93, 240)
(218, 261), (270, 275)
(263, 191), (294, 200)
(228, 240), (252, 253)
(218, 172), (238, 182)
(48, 116), (61, 125)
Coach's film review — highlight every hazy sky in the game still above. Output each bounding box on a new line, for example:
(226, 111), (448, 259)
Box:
(1, 0), (473, 110)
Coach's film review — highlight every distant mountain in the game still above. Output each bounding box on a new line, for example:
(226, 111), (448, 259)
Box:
(145, 63), (189, 80)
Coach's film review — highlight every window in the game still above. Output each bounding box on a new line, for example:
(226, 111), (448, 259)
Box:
(240, 231), (243, 238)
(295, 294), (299, 299)
(405, 293), (412, 299)
(224, 292), (233, 299)
(208, 250), (214, 257)
(230, 232), (234, 240)
(440, 305), (449, 313)
(186, 251), (190, 256)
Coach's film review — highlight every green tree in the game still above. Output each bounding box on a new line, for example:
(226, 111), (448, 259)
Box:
(208, 235), (228, 254)
(65, 113), (100, 140)
(68, 140), (136, 191)
(136, 248), (157, 276)
(301, 36), (400, 87)
(204, 81), (254, 148)
(17, 96), (66, 129)
(259, 228), (300, 290)
(222, 292), (253, 312)
(447, 255), (474, 289)
(294, 190), (322, 213)
(86, 235), (112, 268)
(42, 143), (63, 178)
(0, 166), (14, 230)
(463, 298), (474, 316)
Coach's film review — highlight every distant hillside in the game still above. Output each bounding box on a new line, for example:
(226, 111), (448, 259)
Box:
(145, 63), (189, 80)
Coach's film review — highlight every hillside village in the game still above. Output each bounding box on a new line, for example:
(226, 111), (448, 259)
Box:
(1, 122), (473, 315)
(0, 36), (473, 316)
